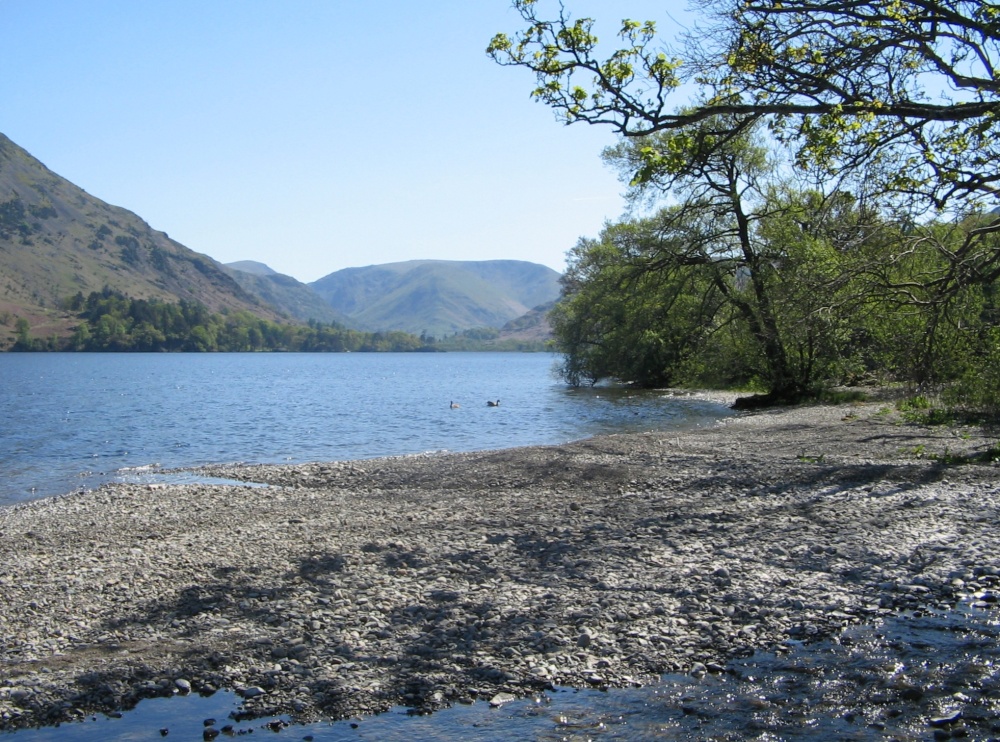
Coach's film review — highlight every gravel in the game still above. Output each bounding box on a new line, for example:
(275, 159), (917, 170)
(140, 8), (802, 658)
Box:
(1, 400), (998, 730)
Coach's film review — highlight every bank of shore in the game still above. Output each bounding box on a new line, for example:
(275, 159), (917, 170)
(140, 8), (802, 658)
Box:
(1, 400), (998, 731)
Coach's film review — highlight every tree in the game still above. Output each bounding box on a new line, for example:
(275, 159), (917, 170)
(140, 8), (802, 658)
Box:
(490, 1), (999, 195)
(551, 221), (726, 387)
(489, 0), (1000, 297)
(70, 323), (92, 350)
(186, 325), (217, 352)
(552, 118), (867, 397)
(858, 214), (997, 388)
(11, 317), (32, 351)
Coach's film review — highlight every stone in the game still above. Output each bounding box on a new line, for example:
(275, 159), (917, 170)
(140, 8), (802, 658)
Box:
(489, 692), (517, 707)
(929, 710), (963, 727)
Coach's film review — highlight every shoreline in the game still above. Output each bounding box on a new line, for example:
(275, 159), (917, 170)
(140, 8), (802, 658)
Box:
(1, 400), (998, 731)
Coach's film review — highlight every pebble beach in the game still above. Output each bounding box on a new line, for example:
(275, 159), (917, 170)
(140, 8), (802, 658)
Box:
(2, 400), (999, 734)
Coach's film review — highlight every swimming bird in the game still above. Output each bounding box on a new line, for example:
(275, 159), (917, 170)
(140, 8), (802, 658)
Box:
(487, 399), (500, 407)
(450, 401), (460, 408)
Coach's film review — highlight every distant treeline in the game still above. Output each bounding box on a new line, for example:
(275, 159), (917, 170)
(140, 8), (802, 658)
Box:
(435, 326), (552, 352)
(9, 289), (437, 353)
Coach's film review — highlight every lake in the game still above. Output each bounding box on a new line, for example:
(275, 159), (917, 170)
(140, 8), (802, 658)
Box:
(3, 353), (1000, 740)
(0, 352), (731, 507)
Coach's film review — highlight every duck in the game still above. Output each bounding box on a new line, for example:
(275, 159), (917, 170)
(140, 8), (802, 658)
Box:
(487, 399), (500, 407)
(450, 401), (460, 409)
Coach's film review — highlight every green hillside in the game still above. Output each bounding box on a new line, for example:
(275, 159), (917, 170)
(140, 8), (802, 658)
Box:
(310, 259), (561, 338)
(0, 132), (561, 349)
(223, 262), (348, 325)
(0, 132), (283, 346)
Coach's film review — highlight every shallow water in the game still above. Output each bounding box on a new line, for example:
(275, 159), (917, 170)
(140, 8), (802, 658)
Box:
(6, 603), (998, 741)
(0, 353), (731, 505)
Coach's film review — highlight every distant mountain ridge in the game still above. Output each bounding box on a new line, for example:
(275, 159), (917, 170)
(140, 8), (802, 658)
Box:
(223, 262), (347, 325)
(309, 259), (561, 337)
(225, 260), (278, 277)
(0, 132), (561, 347)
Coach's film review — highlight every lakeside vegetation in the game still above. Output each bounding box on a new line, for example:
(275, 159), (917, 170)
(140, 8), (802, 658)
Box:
(3, 289), (554, 353)
(7, 290), (437, 353)
(435, 326), (553, 352)
(492, 0), (1000, 414)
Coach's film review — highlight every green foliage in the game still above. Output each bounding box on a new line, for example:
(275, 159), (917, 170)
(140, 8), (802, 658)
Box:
(551, 224), (723, 387)
(553, 120), (872, 395)
(944, 324), (1000, 415)
(491, 1), (1000, 215)
(0, 197), (32, 240)
(896, 395), (933, 412)
(493, 1), (1000, 412)
(12, 289), (435, 353)
(550, 124), (1000, 403)
(436, 326), (552, 352)
(11, 317), (32, 350)
(115, 235), (142, 266)
(816, 389), (868, 405)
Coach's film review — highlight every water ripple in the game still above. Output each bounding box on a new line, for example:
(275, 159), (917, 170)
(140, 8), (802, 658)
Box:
(0, 353), (732, 505)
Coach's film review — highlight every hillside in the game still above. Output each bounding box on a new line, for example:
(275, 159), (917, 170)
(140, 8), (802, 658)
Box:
(498, 300), (555, 341)
(0, 132), (561, 349)
(0, 132), (284, 347)
(225, 260), (277, 276)
(309, 259), (561, 338)
(223, 262), (347, 325)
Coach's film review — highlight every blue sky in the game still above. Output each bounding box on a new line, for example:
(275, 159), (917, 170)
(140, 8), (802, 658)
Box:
(1, 1), (689, 282)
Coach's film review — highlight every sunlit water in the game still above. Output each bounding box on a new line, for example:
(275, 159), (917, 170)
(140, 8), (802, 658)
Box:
(0, 352), (732, 506)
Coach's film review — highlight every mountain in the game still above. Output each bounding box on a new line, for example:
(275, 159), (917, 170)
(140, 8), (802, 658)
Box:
(223, 261), (347, 325)
(498, 300), (555, 341)
(0, 132), (284, 346)
(309, 259), (561, 337)
(0, 132), (560, 349)
(225, 260), (278, 276)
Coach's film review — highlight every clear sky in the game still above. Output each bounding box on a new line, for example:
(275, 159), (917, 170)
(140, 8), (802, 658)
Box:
(1, 1), (689, 283)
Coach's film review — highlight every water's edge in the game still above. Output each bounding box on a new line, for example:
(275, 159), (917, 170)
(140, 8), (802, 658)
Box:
(6, 601), (998, 741)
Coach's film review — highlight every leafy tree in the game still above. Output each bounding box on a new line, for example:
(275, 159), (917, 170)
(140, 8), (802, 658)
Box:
(492, 0), (1000, 404)
(587, 119), (864, 397)
(93, 314), (131, 350)
(70, 322), (92, 350)
(949, 325), (1000, 413)
(489, 0), (1000, 303)
(490, 1), (1000, 199)
(552, 220), (726, 387)
(187, 325), (216, 352)
(11, 317), (32, 351)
